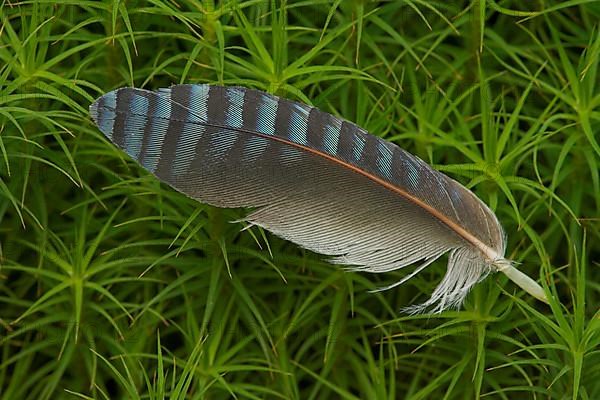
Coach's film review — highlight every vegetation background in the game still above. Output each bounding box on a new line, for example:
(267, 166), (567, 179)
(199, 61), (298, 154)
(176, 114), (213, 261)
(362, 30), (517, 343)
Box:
(1, 0), (599, 398)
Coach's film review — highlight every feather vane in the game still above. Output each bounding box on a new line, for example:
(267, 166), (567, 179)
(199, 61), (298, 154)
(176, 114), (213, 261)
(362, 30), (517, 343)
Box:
(90, 84), (548, 312)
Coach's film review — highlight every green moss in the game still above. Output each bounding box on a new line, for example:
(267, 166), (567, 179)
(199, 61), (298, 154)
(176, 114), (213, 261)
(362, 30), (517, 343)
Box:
(0, 1), (598, 398)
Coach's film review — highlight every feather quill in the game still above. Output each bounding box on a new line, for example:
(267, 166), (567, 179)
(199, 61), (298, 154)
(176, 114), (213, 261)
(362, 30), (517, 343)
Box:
(89, 84), (548, 312)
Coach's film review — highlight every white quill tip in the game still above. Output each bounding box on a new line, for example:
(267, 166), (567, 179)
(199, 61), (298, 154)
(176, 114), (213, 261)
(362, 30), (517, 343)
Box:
(495, 259), (549, 304)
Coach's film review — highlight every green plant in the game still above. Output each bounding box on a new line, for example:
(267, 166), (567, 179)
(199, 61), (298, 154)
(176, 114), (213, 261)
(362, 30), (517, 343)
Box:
(0, 1), (598, 398)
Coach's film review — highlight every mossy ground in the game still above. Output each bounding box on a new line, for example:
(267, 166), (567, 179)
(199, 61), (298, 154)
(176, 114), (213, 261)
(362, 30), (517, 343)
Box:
(0, 1), (599, 399)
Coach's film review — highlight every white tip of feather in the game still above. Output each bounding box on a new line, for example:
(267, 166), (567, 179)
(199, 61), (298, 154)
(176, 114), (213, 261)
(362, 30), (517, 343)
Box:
(494, 259), (549, 304)
(401, 247), (491, 314)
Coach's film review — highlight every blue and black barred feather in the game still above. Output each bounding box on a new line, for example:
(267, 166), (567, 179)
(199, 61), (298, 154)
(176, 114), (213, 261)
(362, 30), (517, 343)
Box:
(90, 84), (548, 312)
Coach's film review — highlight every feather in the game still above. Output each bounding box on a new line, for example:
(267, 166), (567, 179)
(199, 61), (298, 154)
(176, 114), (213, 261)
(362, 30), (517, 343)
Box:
(89, 84), (548, 312)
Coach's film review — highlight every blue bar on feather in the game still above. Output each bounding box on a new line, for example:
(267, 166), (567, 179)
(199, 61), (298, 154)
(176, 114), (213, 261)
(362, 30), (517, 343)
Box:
(242, 134), (269, 162)
(323, 119), (341, 155)
(448, 184), (463, 202)
(188, 85), (210, 123)
(172, 122), (205, 176)
(123, 94), (149, 160)
(352, 129), (366, 161)
(209, 129), (238, 158)
(256, 94), (278, 135)
(288, 103), (310, 145)
(128, 93), (149, 114)
(376, 140), (394, 180)
(405, 158), (420, 188)
(142, 92), (171, 172)
(226, 87), (245, 128)
(99, 91), (117, 139)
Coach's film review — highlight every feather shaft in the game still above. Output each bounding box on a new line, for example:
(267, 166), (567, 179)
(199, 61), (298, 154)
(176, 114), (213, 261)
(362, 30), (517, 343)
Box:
(496, 259), (548, 303)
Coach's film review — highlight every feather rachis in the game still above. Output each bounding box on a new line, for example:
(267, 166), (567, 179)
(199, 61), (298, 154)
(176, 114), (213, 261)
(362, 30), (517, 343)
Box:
(90, 84), (548, 311)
